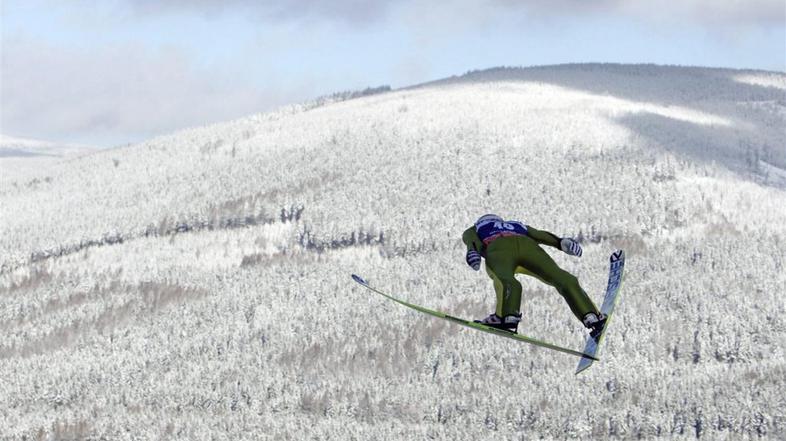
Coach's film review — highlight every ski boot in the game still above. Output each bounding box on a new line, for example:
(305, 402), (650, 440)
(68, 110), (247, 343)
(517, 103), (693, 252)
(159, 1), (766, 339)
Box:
(583, 312), (607, 339)
(474, 312), (522, 333)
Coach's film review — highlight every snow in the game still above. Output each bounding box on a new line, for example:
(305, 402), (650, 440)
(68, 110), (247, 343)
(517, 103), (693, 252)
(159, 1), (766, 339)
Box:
(1, 64), (784, 439)
(0, 134), (98, 157)
(733, 72), (786, 90)
(0, 135), (100, 184)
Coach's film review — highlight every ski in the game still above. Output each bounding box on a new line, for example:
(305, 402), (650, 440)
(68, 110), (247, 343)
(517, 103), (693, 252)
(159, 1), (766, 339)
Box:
(575, 250), (626, 374)
(351, 274), (599, 361)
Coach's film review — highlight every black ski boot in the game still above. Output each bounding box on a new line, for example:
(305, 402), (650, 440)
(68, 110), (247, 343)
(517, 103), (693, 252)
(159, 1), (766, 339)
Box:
(583, 312), (607, 339)
(474, 312), (522, 333)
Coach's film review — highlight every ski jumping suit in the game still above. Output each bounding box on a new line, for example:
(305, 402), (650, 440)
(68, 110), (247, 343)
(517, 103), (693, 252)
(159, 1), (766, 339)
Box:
(462, 220), (599, 322)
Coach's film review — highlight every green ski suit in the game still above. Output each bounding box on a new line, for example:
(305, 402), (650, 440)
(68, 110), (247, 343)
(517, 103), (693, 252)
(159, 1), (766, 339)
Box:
(462, 224), (599, 322)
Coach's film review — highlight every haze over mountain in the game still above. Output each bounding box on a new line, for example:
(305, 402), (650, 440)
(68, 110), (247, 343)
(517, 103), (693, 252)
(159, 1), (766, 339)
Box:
(0, 134), (98, 157)
(1, 64), (784, 440)
(0, 135), (100, 183)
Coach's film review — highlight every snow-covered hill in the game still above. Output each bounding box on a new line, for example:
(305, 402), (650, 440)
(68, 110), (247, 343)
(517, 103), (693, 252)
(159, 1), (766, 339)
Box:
(0, 135), (97, 158)
(0, 135), (99, 184)
(1, 64), (785, 440)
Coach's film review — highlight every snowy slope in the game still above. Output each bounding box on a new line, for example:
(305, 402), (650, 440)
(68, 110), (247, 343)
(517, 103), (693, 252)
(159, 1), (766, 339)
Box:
(0, 134), (97, 157)
(0, 135), (99, 184)
(1, 64), (785, 440)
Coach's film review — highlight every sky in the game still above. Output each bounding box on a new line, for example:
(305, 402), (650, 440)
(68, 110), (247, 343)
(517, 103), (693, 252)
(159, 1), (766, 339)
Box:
(1, 0), (784, 147)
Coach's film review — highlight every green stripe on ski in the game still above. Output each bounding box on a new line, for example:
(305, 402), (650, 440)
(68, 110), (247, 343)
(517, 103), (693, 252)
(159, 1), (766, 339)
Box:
(351, 274), (598, 361)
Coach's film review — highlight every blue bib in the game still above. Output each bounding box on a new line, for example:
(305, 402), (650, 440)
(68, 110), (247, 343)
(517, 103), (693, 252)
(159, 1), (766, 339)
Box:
(476, 219), (528, 244)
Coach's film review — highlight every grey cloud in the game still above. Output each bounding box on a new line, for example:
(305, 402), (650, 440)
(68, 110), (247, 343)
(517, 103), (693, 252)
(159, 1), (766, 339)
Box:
(0, 37), (307, 145)
(124, 0), (401, 25)
(121, 0), (785, 28)
(491, 0), (786, 27)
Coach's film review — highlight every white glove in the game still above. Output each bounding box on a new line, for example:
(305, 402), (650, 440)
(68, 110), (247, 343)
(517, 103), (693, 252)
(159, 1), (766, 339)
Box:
(466, 250), (482, 271)
(560, 238), (583, 257)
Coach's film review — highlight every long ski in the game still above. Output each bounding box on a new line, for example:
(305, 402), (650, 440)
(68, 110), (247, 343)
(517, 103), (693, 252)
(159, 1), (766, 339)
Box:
(351, 274), (598, 361)
(575, 250), (626, 374)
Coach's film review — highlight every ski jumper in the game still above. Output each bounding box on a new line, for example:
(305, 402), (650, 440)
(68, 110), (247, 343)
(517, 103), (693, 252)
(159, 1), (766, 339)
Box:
(462, 220), (599, 322)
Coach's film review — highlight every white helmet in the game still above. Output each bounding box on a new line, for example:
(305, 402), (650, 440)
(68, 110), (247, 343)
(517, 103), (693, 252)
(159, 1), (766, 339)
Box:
(475, 213), (502, 228)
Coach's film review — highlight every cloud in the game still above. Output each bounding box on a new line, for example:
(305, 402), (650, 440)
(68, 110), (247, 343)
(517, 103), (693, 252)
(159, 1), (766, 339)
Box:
(491, 0), (785, 27)
(122, 0), (401, 25)
(116, 0), (786, 29)
(0, 37), (307, 146)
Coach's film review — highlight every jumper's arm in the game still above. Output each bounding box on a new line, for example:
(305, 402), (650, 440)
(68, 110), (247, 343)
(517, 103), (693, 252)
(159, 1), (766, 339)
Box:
(462, 226), (484, 253)
(526, 226), (562, 250)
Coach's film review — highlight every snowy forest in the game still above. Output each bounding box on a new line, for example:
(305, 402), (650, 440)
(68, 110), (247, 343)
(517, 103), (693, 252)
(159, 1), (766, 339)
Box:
(1, 64), (785, 440)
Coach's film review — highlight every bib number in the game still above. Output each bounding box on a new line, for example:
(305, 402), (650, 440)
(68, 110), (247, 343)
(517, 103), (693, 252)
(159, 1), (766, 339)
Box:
(494, 221), (516, 230)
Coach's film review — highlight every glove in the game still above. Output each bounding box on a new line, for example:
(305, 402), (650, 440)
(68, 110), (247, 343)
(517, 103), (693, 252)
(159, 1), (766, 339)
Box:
(466, 250), (482, 271)
(560, 238), (583, 257)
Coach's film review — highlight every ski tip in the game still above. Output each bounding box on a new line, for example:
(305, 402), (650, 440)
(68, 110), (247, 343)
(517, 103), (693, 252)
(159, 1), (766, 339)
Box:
(610, 249), (625, 262)
(575, 355), (600, 375)
(575, 365), (592, 375)
(351, 274), (368, 286)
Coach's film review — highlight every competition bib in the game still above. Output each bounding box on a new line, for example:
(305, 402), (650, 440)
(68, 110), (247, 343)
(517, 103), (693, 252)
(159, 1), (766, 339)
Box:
(476, 219), (528, 244)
